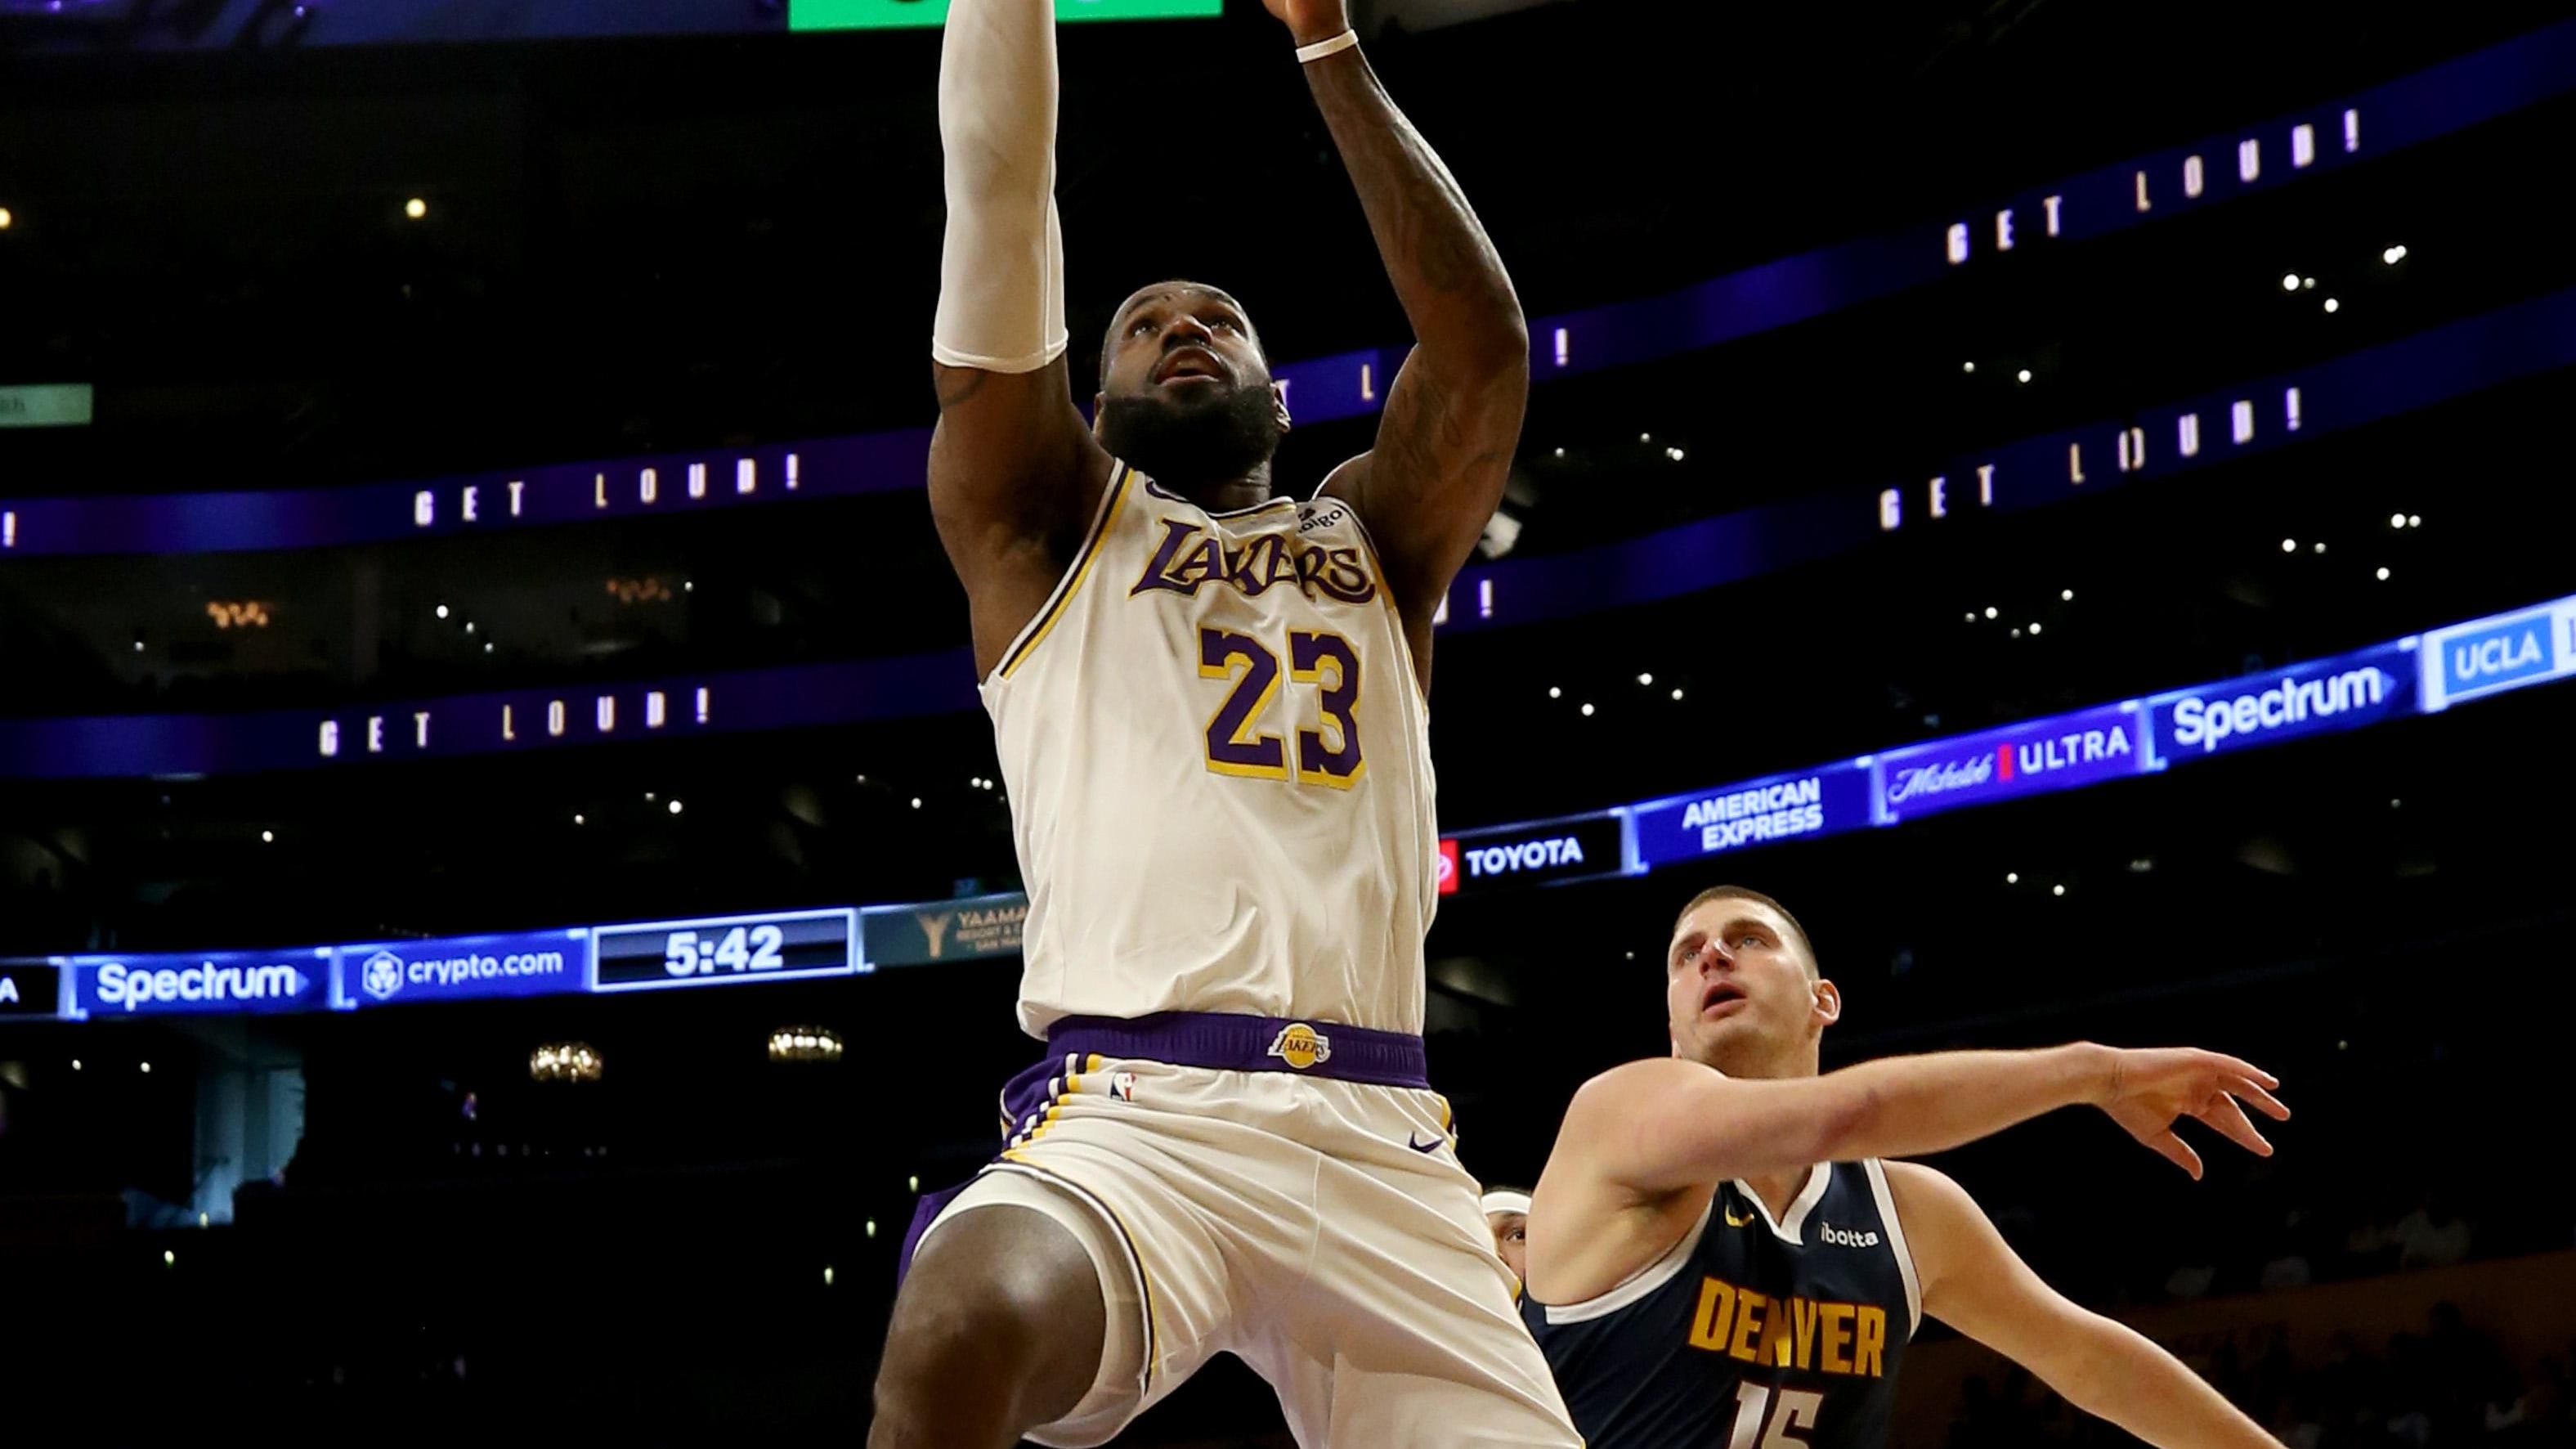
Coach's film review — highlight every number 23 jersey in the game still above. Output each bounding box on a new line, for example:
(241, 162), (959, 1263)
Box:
(979, 462), (1439, 1040)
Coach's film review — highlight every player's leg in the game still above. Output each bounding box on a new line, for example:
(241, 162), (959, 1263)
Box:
(869, 1200), (1107, 1449)
(1259, 1086), (1582, 1447)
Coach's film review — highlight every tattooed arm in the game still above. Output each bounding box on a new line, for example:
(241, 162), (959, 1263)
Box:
(1273, 0), (1529, 693)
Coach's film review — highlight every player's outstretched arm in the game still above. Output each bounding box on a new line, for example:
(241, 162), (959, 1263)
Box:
(1557, 1045), (2286, 1200)
(928, 0), (1115, 679)
(1885, 1162), (2286, 1449)
(1272, 0), (1528, 677)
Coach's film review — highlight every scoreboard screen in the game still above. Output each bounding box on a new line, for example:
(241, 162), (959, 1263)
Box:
(591, 909), (858, 992)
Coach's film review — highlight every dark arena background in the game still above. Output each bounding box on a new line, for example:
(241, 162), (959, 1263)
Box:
(6, 1), (2576, 1443)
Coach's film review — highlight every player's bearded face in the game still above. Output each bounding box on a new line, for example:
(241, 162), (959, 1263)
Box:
(1098, 374), (1287, 488)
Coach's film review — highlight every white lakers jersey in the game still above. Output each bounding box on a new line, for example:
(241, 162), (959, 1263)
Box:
(979, 461), (1439, 1039)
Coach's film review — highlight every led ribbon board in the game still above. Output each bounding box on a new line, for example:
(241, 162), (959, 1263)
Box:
(9, 19), (2576, 555)
(9, 270), (2576, 784)
(16, 592), (2576, 1022)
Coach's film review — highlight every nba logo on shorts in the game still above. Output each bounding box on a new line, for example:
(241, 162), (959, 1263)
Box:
(1111, 1071), (1137, 1102)
(1268, 1023), (1334, 1070)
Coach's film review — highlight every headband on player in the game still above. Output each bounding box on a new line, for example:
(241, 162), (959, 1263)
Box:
(1480, 1191), (1533, 1218)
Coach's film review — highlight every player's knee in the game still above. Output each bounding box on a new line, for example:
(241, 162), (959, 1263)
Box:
(876, 1208), (1105, 1428)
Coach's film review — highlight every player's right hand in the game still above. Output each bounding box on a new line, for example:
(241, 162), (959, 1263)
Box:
(2096, 1047), (2290, 1180)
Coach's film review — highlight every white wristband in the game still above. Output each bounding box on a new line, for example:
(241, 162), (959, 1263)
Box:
(1295, 29), (1359, 63)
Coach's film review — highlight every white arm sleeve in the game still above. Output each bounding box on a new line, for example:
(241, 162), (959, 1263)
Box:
(931, 0), (1070, 375)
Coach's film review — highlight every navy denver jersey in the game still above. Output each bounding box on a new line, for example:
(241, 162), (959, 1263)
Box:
(1524, 1160), (1920, 1449)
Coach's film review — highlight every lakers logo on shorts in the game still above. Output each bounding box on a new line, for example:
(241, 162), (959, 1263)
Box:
(1267, 1023), (1333, 1070)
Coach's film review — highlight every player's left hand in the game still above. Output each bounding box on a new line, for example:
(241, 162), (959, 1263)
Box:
(1263, 0), (1352, 46)
(2097, 1047), (2290, 1180)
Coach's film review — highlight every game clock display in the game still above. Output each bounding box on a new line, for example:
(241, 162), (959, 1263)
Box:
(591, 909), (859, 991)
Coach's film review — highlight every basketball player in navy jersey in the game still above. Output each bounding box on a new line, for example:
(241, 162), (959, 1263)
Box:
(1522, 886), (2294, 1449)
(870, 0), (1575, 1445)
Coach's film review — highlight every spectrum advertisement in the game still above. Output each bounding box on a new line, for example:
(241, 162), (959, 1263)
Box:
(12, 589), (2576, 1025)
(2145, 644), (2418, 765)
(66, 949), (334, 1019)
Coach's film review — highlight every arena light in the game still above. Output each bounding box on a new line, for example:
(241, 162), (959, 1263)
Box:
(666, 799), (683, 815)
(261, 830), (275, 843)
(530, 1042), (603, 1083)
(435, 603), (449, 619)
(164, 1250), (175, 1267)
(1579, 703), (1596, 717)
(2377, 567), (2391, 581)
(1962, 361), (1976, 374)
(2408, 514), (2421, 527)
(2052, 885), (2067, 897)
(2017, 370), (2032, 384)
(2390, 512), (2408, 527)
(1983, 607), (1997, 619)
(2324, 298), (2341, 313)
(2029, 623), (2042, 635)
(1637, 673), (1654, 686)
(0, 207), (12, 230)
(2282, 538), (2297, 552)
(908, 1174), (920, 1191)
(405, 198), (428, 220)
(768, 1025), (844, 1063)
(1548, 686), (1561, 699)
(2384, 244), (2408, 264)
(2061, 590), (2075, 601)
(2313, 542), (2327, 554)
(1670, 689), (1684, 701)
(910, 797), (922, 810)
(2005, 872), (2018, 884)
(572, 814), (584, 825)
(2281, 272), (2300, 292)
(823, 1266), (836, 1285)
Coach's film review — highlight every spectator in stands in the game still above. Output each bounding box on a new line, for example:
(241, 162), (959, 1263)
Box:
(2393, 1195), (2475, 1271)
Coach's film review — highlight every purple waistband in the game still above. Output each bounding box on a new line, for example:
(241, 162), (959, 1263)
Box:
(1045, 1010), (1431, 1091)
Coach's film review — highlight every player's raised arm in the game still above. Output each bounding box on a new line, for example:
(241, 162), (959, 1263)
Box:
(1551, 1044), (2286, 1202)
(929, 0), (1116, 679)
(1884, 1162), (2286, 1448)
(1275, 0), (1529, 680)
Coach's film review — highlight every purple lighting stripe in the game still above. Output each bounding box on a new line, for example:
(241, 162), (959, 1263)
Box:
(11, 21), (2576, 557)
(0, 429), (932, 558)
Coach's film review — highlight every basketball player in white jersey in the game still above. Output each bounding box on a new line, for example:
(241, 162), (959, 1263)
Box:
(869, 0), (1571, 1444)
(1521, 886), (2294, 1449)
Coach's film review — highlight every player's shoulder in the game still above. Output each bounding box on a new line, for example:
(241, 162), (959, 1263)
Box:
(1561, 1057), (1724, 1135)
(1874, 1159), (1983, 1281)
(1876, 1158), (1966, 1202)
